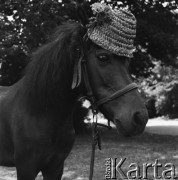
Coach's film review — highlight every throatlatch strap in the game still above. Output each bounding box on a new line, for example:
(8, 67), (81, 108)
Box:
(96, 83), (138, 107)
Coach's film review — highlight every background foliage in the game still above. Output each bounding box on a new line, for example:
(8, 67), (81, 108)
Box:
(0, 0), (178, 120)
(140, 61), (178, 118)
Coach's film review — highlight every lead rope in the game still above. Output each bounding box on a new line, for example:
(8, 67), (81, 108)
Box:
(80, 53), (111, 180)
(89, 107), (102, 180)
(80, 58), (101, 180)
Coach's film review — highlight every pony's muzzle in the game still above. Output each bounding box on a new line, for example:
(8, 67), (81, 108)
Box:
(114, 108), (148, 136)
(132, 109), (148, 134)
(132, 110), (148, 127)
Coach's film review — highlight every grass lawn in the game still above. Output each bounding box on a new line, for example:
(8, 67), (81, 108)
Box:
(0, 127), (177, 180)
(61, 127), (178, 180)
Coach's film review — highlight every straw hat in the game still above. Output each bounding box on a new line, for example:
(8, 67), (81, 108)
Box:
(87, 3), (136, 58)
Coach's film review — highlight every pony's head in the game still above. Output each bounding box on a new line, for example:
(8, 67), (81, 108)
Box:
(83, 42), (148, 136)
(72, 3), (148, 136)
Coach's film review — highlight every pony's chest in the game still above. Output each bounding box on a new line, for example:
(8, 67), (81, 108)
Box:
(49, 123), (75, 150)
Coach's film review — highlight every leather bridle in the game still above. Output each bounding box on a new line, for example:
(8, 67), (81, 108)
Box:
(81, 55), (138, 110)
(80, 55), (138, 180)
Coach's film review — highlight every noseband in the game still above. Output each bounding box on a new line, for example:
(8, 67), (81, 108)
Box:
(81, 56), (138, 180)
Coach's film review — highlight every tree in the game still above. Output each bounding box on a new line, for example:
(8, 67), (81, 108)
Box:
(0, 0), (66, 85)
(0, 0), (178, 85)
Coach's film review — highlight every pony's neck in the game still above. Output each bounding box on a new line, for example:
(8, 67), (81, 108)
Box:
(20, 72), (77, 115)
(19, 39), (77, 114)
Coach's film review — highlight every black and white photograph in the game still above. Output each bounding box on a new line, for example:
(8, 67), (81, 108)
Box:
(0, 0), (178, 179)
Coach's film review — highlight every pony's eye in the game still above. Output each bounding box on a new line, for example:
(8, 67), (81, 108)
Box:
(97, 54), (109, 62)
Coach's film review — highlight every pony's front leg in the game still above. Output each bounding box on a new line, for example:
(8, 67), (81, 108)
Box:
(16, 163), (40, 180)
(15, 152), (41, 180)
(42, 161), (64, 180)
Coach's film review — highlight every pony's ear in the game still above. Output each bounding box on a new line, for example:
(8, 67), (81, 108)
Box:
(76, 3), (89, 26)
(72, 55), (82, 89)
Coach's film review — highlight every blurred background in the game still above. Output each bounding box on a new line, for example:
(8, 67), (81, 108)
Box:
(0, 0), (178, 133)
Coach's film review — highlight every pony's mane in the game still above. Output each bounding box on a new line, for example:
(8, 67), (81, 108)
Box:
(19, 22), (86, 114)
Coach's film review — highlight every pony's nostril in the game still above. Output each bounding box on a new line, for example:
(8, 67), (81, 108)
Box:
(133, 112), (144, 127)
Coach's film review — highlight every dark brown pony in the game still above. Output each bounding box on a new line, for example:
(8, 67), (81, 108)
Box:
(0, 22), (148, 180)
